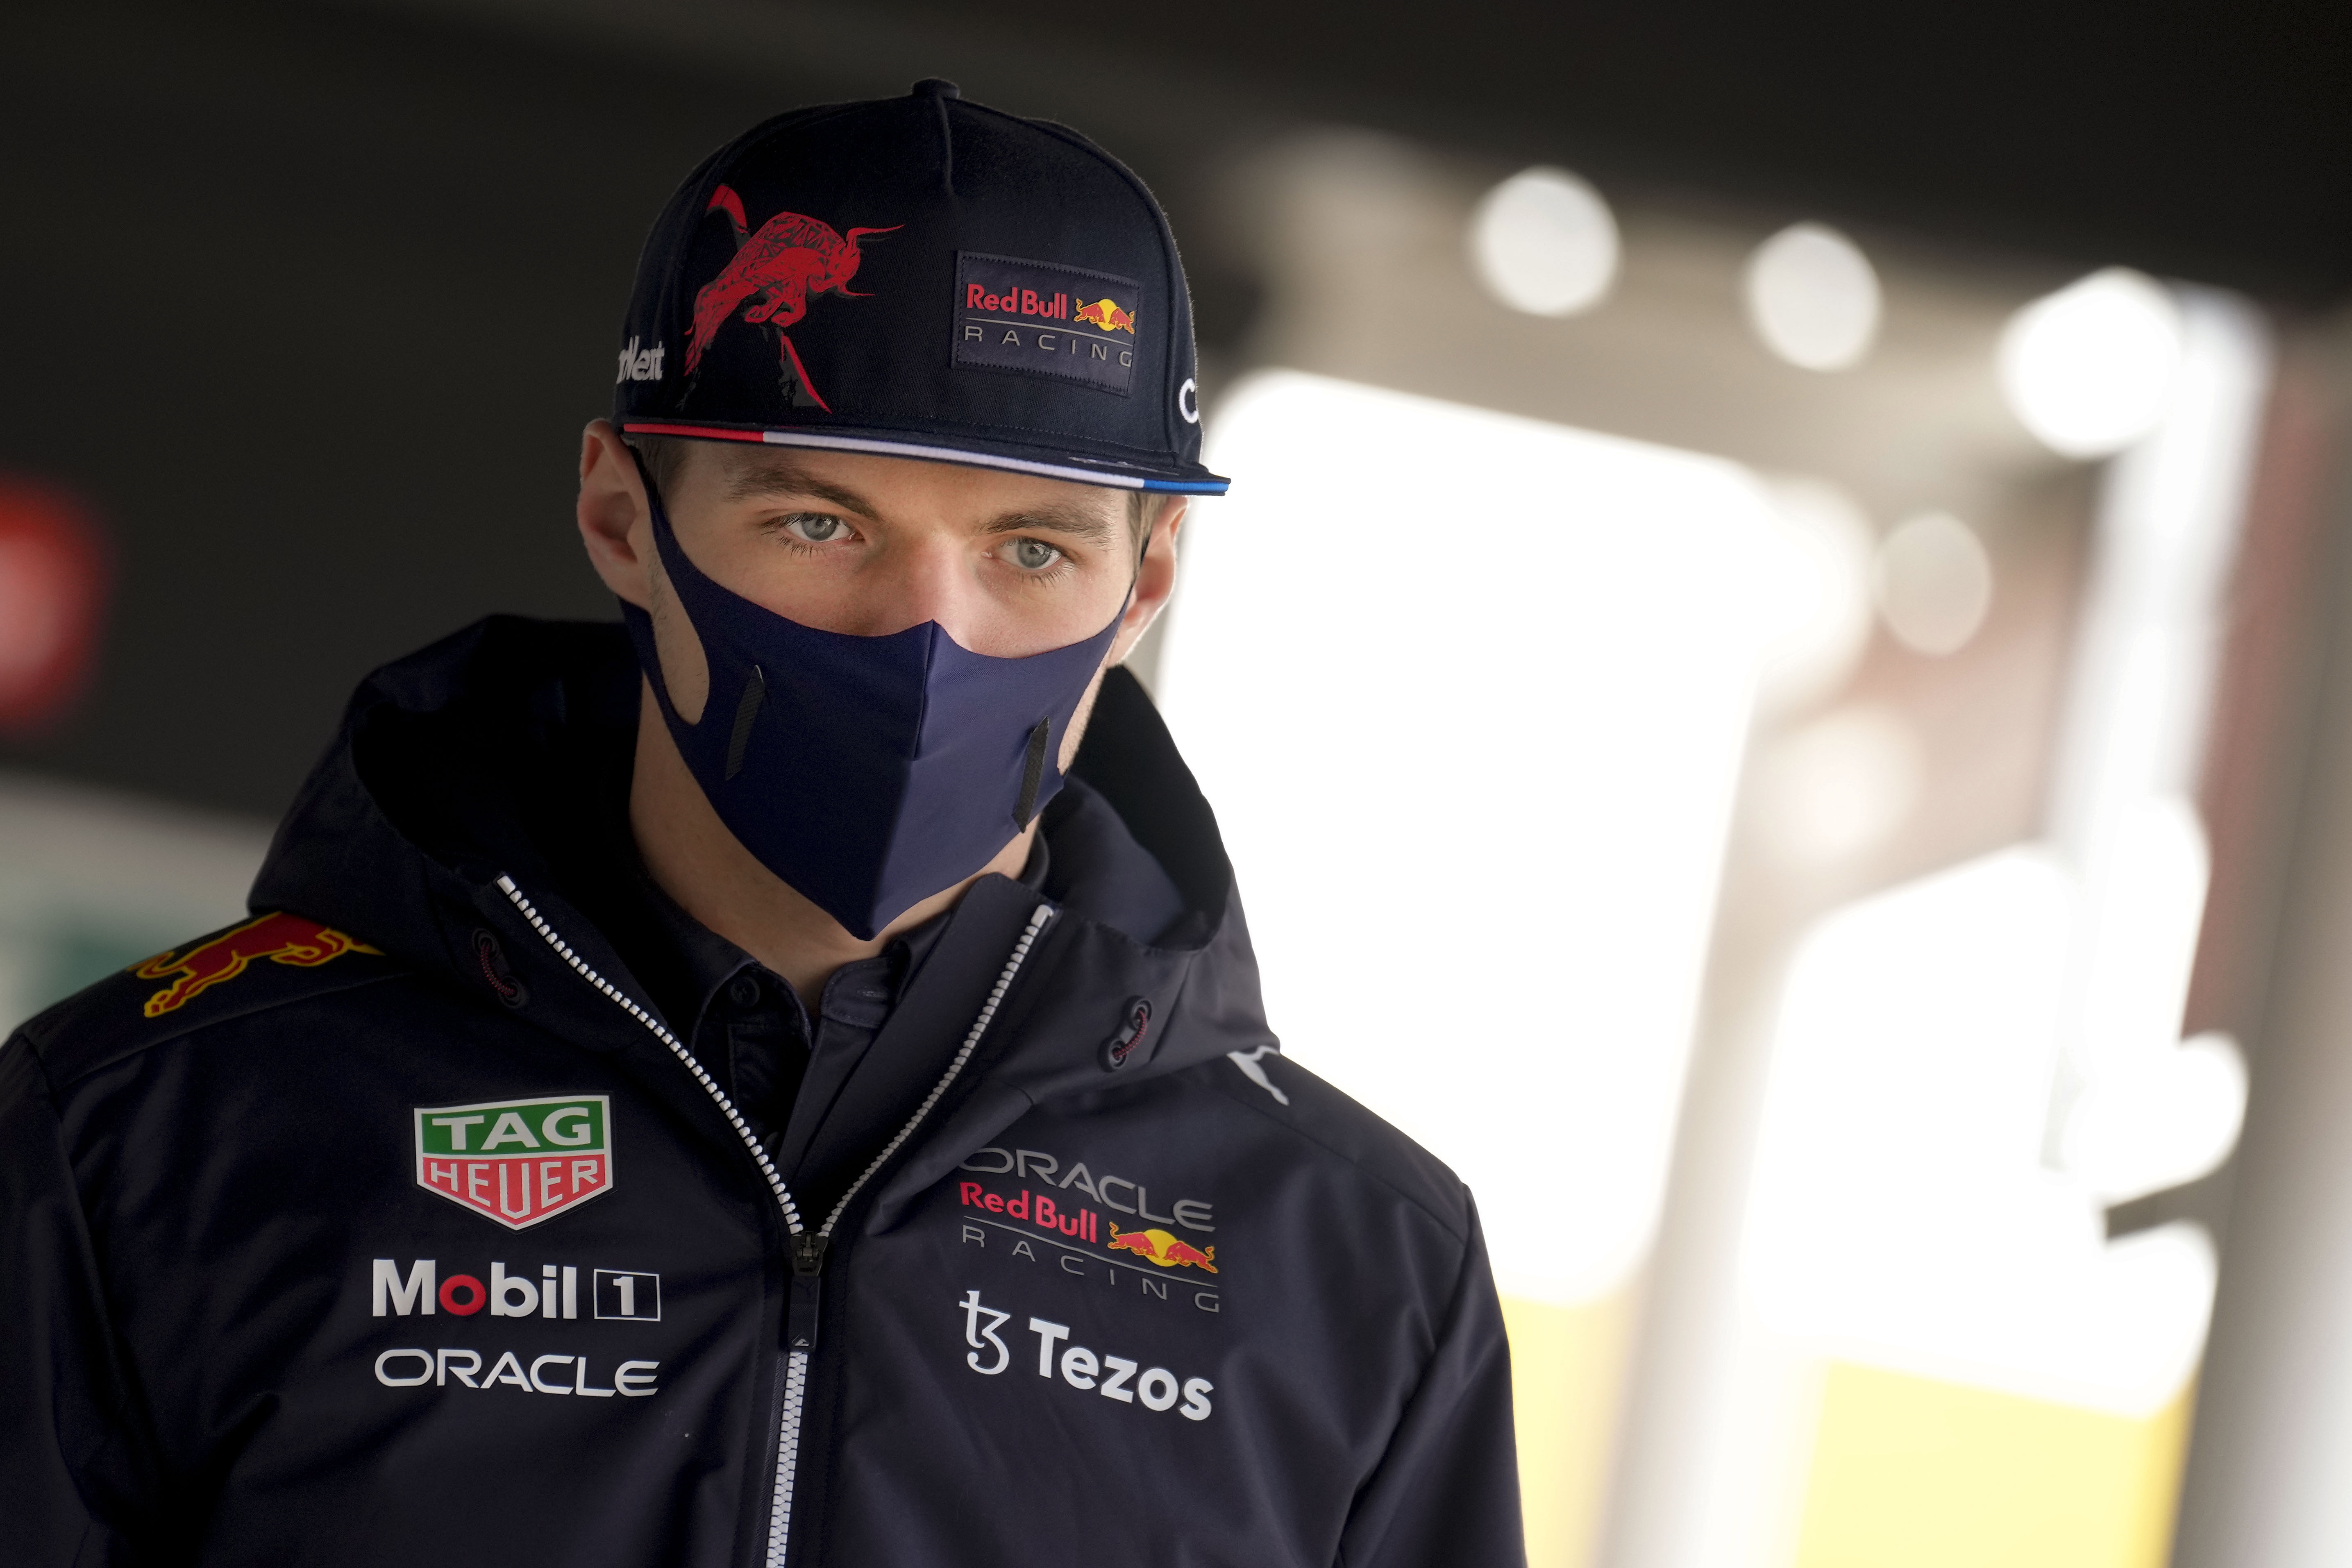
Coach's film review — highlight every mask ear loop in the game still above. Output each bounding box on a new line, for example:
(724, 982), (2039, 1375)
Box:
(1022, 490), (1154, 829)
(625, 441), (663, 511)
(1121, 489), (1159, 612)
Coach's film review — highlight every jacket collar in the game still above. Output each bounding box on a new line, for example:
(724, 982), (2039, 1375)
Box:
(250, 617), (1270, 1111)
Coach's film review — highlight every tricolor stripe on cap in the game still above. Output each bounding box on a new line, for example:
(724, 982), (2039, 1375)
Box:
(620, 422), (1231, 495)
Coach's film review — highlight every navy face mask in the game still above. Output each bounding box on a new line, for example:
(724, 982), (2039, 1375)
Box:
(619, 468), (1126, 941)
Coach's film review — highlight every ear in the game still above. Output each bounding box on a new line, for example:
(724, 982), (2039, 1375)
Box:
(576, 420), (654, 609)
(1107, 497), (1187, 666)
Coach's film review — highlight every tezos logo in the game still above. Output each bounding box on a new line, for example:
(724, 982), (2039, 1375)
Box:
(959, 1289), (1212, 1421)
(415, 1095), (613, 1230)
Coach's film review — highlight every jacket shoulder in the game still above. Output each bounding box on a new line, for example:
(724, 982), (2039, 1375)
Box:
(1185, 1047), (1475, 1244)
(10, 910), (402, 1089)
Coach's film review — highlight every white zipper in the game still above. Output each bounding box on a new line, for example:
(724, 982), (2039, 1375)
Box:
(496, 876), (1053, 1566)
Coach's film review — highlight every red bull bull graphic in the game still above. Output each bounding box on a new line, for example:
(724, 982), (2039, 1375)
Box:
(1071, 297), (1137, 334)
(1106, 1223), (1218, 1274)
(132, 911), (381, 1018)
(685, 184), (899, 413)
(414, 1095), (615, 1230)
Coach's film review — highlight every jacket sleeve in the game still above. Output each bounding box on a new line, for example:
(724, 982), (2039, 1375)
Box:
(1336, 1195), (1528, 1568)
(0, 1035), (155, 1566)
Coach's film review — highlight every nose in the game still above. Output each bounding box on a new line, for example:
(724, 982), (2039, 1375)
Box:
(831, 534), (994, 648)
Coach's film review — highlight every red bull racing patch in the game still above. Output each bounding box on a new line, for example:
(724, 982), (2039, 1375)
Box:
(954, 252), (1138, 395)
(415, 1095), (614, 1230)
(132, 911), (381, 1018)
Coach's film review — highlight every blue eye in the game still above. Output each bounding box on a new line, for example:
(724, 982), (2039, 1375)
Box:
(1007, 538), (1062, 571)
(783, 513), (851, 544)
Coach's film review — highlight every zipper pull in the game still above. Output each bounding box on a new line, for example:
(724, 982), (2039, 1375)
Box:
(786, 1230), (827, 1351)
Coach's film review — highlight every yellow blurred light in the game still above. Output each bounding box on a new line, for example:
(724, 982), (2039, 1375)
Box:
(1792, 1362), (2193, 1568)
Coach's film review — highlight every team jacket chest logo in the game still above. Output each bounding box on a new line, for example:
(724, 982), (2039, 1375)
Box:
(133, 911), (379, 1017)
(415, 1096), (613, 1230)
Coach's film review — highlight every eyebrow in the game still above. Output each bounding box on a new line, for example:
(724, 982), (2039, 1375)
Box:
(717, 454), (880, 519)
(719, 451), (1122, 547)
(978, 504), (1119, 547)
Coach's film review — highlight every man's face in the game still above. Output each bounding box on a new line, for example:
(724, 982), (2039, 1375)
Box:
(654, 441), (1142, 658)
(577, 424), (1178, 728)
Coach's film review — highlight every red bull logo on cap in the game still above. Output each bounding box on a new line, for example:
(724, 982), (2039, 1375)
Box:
(953, 253), (1141, 396)
(132, 911), (381, 1018)
(1071, 297), (1137, 334)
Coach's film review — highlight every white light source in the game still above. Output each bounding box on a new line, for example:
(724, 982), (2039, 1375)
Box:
(1160, 370), (1792, 1303)
(1469, 166), (1620, 317)
(1743, 223), (1882, 371)
(1756, 479), (1875, 711)
(1999, 268), (2184, 458)
(1874, 511), (1993, 656)
(1744, 847), (2218, 1416)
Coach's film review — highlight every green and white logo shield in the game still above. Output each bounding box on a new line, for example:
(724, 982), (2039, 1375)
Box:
(414, 1095), (614, 1230)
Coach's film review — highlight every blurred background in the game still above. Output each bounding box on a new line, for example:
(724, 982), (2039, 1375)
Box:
(5, 3), (2351, 1565)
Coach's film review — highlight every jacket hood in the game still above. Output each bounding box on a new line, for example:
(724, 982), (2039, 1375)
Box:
(250, 617), (1272, 1110)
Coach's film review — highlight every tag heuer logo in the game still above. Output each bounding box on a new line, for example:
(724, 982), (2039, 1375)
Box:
(415, 1096), (613, 1230)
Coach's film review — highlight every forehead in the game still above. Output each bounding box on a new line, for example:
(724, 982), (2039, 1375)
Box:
(690, 442), (1131, 524)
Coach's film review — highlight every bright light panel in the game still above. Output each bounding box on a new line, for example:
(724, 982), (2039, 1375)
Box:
(1469, 167), (1621, 317)
(1158, 370), (1785, 1301)
(1744, 846), (2217, 1415)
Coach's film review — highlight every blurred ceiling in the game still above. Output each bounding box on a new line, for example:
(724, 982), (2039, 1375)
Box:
(0, 0), (2340, 821)
(361, 0), (2352, 306)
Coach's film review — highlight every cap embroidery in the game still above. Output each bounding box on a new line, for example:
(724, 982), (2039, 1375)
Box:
(685, 185), (899, 413)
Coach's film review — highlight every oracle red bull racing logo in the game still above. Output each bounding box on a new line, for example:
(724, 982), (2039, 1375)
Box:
(684, 183), (898, 413)
(415, 1095), (614, 1230)
(953, 253), (1141, 395)
(133, 911), (380, 1018)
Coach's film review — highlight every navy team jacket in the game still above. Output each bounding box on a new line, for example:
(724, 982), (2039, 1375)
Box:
(0, 617), (1525, 1567)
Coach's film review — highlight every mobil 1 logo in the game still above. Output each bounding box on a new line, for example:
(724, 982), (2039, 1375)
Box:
(595, 1269), (659, 1321)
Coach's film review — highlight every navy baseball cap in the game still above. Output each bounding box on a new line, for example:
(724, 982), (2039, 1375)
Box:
(612, 79), (1228, 495)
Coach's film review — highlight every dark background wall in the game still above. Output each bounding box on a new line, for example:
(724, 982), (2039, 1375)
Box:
(1, 0), (2343, 821)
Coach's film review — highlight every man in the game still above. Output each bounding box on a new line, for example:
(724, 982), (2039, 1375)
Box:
(2, 81), (1523, 1566)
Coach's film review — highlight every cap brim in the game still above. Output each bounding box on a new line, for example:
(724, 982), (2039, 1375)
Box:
(619, 420), (1230, 495)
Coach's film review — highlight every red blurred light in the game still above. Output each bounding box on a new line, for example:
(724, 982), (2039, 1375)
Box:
(0, 477), (109, 735)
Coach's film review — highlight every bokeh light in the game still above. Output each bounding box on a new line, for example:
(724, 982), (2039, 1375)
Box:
(1875, 511), (1993, 656)
(1470, 166), (1621, 317)
(1998, 269), (2184, 458)
(1743, 223), (1882, 370)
